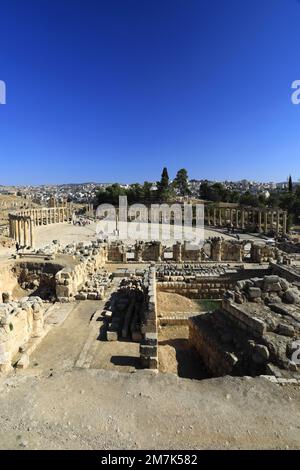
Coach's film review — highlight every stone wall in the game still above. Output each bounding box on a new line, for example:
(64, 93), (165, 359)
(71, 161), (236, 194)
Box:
(0, 296), (45, 374)
(250, 242), (280, 263)
(134, 241), (162, 262)
(0, 263), (18, 302)
(271, 263), (300, 285)
(210, 238), (245, 262)
(139, 266), (158, 369)
(107, 242), (127, 262)
(157, 268), (270, 300)
(55, 243), (107, 301)
(189, 274), (300, 378)
(13, 261), (64, 301)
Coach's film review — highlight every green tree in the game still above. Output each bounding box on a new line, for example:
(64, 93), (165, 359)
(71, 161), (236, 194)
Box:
(173, 168), (190, 196)
(157, 167), (172, 201)
(96, 183), (126, 205)
(288, 175), (293, 193)
(199, 181), (211, 200)
(142, 181), (153, 202)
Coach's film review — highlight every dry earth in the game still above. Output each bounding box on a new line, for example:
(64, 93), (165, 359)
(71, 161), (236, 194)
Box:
(1, 298), (300, 450)
(157, 292), (205, 315)
(0, 369), (300, 450)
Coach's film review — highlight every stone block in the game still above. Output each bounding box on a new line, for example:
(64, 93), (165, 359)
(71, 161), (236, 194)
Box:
(277, 323), (295, 337)
(247, 287), (261, 300)
(283, 289), (300, 305)
(16, 353), (29, 369)
(148, 356), (158, 369)
(140, 344), (158, 357)
(107, 330), (118, 341)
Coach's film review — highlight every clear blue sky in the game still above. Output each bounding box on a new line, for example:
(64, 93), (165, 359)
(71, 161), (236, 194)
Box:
(1, 0), (300, 185)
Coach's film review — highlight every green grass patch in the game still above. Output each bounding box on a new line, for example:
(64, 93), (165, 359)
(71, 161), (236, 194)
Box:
(199, 299), (221, 312)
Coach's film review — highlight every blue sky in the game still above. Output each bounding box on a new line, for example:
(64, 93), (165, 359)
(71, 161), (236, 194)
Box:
(1, 0), (300, 185)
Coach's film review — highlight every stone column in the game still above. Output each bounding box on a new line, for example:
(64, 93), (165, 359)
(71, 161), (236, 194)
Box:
(229, 209), (233, 227)
(271, 211), (275, 230)
(258, 211), (262, 233)
(235, 209), (239, 228)
(24, 219), (28, 247)
(207, 208), (211, 226)
(264, 211), (268, 233)
(219, 208), (222, 226)
(241, 210), (245, 229)
(29, 218), (34, 248)
(283, 212), (287, 235)
(213, 208), (216, 226)
(10, 219), (15, 239)
(17, 219), (22, 245)
(276, 211), (280, 235)
(15, 219), (19, 243)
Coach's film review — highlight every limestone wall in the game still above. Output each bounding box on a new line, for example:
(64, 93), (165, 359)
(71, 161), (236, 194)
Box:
(189, 316), (238, 376)
(0, 297), (45, 374)
(251, 243), (280, 263)
(157, 268), (270, 300)
(271, 263), (300, 284)
(107, 242), (126, 262)
(55, 244), (107, 301)
(139, 266), (158, 369)
(0, 263), (18, 302)
(210, 238), (245, 262)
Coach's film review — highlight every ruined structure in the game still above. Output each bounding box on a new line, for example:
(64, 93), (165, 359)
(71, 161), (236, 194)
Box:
(0, 296), (45, 373)
(1, 226), (300, 381)
(8, 204), (73, 248)
(189, 274), (300, 379)
(205, 205), (287, 236)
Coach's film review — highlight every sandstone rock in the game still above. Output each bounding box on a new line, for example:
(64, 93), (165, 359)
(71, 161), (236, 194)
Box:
(247, 287), (261, 300)
(283, 289), (300, 305)
(107, 330), (118, 341)
(277, 323), (295, 337)
(254, 344), (269, 361)
(279, 278), (290, 292)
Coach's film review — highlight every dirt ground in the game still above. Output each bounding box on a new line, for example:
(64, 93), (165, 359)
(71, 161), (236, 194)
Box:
(0, 298), (300, 449)
(157, 291), (204, 315)
(0, 368), (300, 450)
(158, 325), (209, 379)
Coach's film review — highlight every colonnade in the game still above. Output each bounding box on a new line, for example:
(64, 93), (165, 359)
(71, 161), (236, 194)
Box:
(205, 206), (287, 235)
(8, 205), (73, 248)
(9, 215), (34, 247)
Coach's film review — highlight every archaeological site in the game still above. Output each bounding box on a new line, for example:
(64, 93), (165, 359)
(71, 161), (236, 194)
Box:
(0, 196), (300, 451)
(2, 0), (300, 456)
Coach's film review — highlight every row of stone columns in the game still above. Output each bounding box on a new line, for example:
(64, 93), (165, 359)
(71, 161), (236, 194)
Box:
(9, 205), (73, 248)
(206, 207), (287, 235)
(17, 207), (72, 226)
(9, 216), (34, 247)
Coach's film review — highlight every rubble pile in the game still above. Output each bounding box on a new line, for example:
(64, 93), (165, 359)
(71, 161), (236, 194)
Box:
(190, 274), (300, 379)
(75, 270), (112, 300)
(231, 274), (300, 306)
(105, 276), (146, 342)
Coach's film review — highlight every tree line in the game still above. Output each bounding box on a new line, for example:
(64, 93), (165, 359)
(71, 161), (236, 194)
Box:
(200, 177), (300, 227)
(95, 170), (300, 227)
(95, 167), (190, 206)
